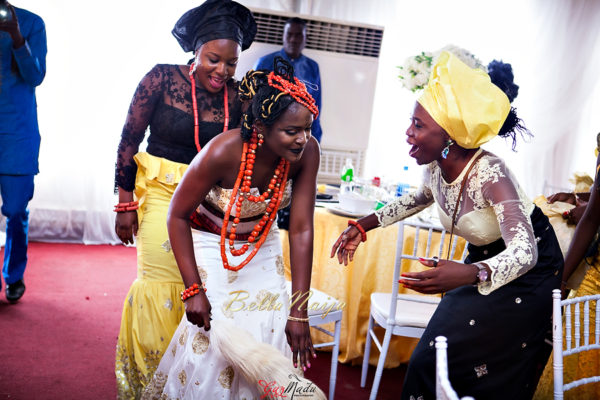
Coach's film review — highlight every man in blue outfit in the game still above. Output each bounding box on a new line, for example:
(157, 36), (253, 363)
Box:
(254, 17), (323, 143)
(0, 2), (47, 303)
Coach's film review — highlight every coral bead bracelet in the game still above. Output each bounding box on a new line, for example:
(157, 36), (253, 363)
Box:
(114, 201), (139, 213)
(180, 282), (206, 302)
(348, 220), (367, 242)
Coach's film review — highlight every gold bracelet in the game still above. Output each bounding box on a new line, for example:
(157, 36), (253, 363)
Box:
(287, 315), (309, 323)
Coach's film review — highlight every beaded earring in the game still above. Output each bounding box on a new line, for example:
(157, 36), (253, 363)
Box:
(441, 139), (454, 159)
(190, 53), (199, 74)
(257, 131), (264, 147)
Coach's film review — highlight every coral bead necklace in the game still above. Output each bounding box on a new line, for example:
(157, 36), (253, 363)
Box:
(219, 131), (290, 271)
(189, 63), (229, 152)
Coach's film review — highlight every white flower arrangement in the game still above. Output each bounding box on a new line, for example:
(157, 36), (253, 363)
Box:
(398, 45), (487, 92)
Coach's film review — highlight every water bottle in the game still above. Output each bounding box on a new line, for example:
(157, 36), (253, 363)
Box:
(340, 158), (354, 195)
(395, 165), (410, 196)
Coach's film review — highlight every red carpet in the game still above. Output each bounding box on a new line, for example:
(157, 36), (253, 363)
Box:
(0, 243), (405, 399)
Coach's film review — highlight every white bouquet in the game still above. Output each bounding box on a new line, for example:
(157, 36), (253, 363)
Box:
(398, 45), (487, 92)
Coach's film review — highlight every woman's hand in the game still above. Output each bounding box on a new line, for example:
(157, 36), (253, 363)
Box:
(115, 211), (138, 245)
(548, 192), (588, 226)
(184, 291), (212, 331)
(330, 226), (363, 266)
(548, 192), (577, 205)
(563, 205), (587, 226)
(560, 281), (570, 301)
(398, 259), (479, 294)
(285, 320), (315, 371)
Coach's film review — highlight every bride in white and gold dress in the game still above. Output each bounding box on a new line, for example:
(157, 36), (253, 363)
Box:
(142, 58), (325, 399)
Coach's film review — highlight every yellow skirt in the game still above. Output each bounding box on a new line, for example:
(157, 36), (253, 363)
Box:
(115, 153), (188, 399)
(534, 259), (600, 399)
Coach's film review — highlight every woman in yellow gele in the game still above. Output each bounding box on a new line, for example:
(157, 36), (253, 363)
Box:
(331, 52), (563, 399)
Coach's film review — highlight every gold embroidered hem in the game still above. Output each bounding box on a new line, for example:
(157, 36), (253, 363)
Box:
(116, 279), (185, 399)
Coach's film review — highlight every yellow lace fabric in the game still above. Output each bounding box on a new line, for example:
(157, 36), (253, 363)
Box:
(375, 150), (537, 294)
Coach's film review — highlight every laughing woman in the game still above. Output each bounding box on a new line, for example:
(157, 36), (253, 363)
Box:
(141, 58), (323, 399)
(331, 52), (563, 400)
(113, 1), (256, 397)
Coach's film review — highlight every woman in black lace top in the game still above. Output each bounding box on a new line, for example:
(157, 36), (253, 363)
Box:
(113, 2), (256, 398)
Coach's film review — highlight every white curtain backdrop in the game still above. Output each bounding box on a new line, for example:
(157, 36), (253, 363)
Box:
(9, 0), (600, 244)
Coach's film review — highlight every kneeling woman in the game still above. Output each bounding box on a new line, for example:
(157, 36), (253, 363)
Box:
(331, 52), (563, 400)
(143, 58), (321, 399)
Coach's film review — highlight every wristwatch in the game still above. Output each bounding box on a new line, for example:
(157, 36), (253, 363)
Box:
(474, 263), (489, 284)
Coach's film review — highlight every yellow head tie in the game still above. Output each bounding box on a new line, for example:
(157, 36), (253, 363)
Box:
(418, 51), (511, 149)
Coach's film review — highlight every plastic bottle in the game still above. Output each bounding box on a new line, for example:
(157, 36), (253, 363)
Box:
(395, 165), (410, 196)
(339, 158), (354, 195)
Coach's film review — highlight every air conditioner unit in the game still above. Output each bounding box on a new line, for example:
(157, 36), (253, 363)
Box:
(235, 9), (384, 184)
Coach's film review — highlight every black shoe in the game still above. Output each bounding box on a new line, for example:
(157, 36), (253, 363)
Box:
(6, 280), (25, 303)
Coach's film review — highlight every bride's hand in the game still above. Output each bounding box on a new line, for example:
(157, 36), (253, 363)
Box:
(184, 291), (212, 331)
(285, 319), (315, 371)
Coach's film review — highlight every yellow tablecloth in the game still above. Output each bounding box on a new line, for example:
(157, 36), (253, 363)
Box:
(280, 207), (466, 367)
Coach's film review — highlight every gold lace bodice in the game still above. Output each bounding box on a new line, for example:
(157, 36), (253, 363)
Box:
(204, 180), (293, 219)
(375, 149), (537, 295)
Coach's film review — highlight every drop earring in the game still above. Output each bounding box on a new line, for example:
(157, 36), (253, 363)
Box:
(190, 53), (199, 75)
(257, 132), (264, 147)
(441, 139), (453, 159)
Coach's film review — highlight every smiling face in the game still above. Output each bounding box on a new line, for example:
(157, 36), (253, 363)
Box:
(283, 22), (306, 60)
(194, 39), (241, 93)
(406, 102), (450, 165)
(258, 102), (314, 163)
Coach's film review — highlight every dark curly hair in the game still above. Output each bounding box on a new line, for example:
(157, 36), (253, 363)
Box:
(487, 59), (531, 150)
(238, 57), (299, 141)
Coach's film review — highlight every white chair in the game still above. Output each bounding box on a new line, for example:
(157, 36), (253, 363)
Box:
(552, 288), (600, 399)
(361, 219), (468, 400)
(435, 336), (475, 400)
(286, 281), (343, 400)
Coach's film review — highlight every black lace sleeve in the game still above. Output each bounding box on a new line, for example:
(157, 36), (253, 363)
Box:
(114, 65), (165, 192)
(228, 80), (243, 129)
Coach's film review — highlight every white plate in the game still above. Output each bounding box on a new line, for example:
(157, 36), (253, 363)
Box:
(324, 204), (370, 218)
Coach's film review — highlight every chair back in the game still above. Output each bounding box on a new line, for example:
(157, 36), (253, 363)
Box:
(552, 288), (600, 399)
(387, 219), (468, 323)
(435, 336), (475, 400)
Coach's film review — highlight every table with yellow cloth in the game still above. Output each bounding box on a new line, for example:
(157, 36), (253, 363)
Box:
(280, 207), (466, 368)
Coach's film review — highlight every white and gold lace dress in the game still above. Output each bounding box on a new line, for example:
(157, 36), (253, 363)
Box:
(142, 181), (295, 400)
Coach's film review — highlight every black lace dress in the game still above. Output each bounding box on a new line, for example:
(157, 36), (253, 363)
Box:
(114, 64), (243, 399)
(115, 63), (243, 191)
